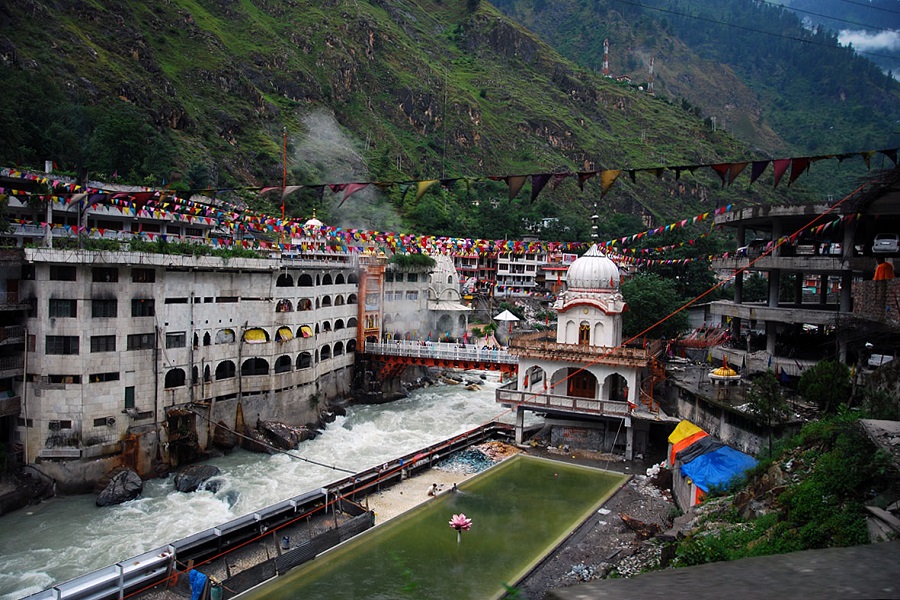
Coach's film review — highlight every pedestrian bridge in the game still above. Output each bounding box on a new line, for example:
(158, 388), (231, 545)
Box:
(363, 340), (518, 376)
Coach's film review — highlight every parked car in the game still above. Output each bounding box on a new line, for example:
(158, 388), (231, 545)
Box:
(872, 232), (900, 255)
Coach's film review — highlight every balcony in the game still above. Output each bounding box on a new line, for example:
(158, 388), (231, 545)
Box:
(0, 393), (20, 417)
(496, 383), (630, 418)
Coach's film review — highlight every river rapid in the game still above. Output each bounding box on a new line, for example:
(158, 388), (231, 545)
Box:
(0, 376), (531, 599)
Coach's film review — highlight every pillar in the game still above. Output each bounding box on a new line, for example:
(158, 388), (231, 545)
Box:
(624, 417), (634, 461)
(819, 274), (828, 306)
(514, 405), (525, 445)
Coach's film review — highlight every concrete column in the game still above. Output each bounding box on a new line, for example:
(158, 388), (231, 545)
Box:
(736, 224), (746, 247)
(819, 274), (828, 305)
(842, 219), (857, 259)
(625, 417), (633, 461)
(514, 405), (525, 445)
(766, 321), (777, 356)
(772, 220), (783, 257)
(840, 272), (852, 313)
(734, 271), (743, 303)
(768, 269), (780, 307)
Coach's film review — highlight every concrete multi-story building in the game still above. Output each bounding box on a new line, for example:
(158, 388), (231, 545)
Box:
(495, 249), (548, 298)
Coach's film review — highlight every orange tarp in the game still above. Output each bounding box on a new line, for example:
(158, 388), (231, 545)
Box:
(670, 430), (709, 465)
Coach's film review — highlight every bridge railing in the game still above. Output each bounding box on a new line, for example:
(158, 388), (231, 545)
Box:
(496, 383), (631, 417)
(365, 340), (518, 364)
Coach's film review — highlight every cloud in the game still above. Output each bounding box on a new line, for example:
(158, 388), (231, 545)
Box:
(838, 28), (900, 52)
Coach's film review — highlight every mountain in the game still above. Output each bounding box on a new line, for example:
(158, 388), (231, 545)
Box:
(0, 0), (867, 240)
(492, 0), (900, 195)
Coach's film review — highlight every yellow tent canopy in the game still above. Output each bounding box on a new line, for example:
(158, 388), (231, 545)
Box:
(668, 420), (704, 445)
(299, 325), (313, 338)
(243, 328), (268, 344)
(276, 327), (293, 342)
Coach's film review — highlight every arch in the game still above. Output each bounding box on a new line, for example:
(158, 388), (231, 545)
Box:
(298, 273), (314, 287)
(241, 357), (269, 376)
(204, 364), (211, 383)
(296, 352), (312, 369)
(346, 339), (357, 353)
(523, 365), (546, 391)
(578, 321), (590, 346)
(334, 295), (345, 306)
(551, 367), (597, 399)
(215, 329), (235, 344)
(276, 326), (294, 342)
(320, 345), (331, 360)
(297, 324), (313, 338)
(347, 293), (358, 304)
(274, 355), (292, 374)
(315, 349), (320, 362)
(243, 328), (269, 344)
(321, 295), (332, 307)
(298, 298), (313, 311)
(215, 360), (236, 380)
(347, 273), (358, 284)
(193, 332), (199, 348)
(347, 317), (358, 328)
(564, 320), (577, 344)
(276, 273), (294, 287)
(316, 274), (321, 286)
(165, 368), (186, 388)
(593, 321), (605, 346)
(458, 314), (467, 331)
(322, 320), (332, 332)
(603, 373), (628, 402)
(315, 323), (320, 335)
(322, 273), (333, 285)
(315, 298), (320, 309)
(333, 341), (344, 356)
(276, 299), (293, 312)
(334, 319), (345, 330)
(436, 314), (453, 337)
(191, 366), (199, 385)
(203, 331), (212, 346)
(335, 273), (345, 285)
(448, 275), (453, 284)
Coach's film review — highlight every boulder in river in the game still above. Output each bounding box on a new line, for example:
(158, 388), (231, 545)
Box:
(174, 464), (222, 493)
(259, 420), (307, 450)
(212, 420), (238, 452)
(241, 427), (275, 454)
(96, 469), (143, 507)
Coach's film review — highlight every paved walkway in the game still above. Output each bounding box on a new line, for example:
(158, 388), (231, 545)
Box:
(548, 540), (900, 599)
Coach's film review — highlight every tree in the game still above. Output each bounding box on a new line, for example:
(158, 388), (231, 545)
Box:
(798, 360), (851, 414)
(620, 273), (689, 339)
(746, 370), (788, 455)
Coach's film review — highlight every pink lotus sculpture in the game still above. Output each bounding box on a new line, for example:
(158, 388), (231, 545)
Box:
(449, 513), (473, 543)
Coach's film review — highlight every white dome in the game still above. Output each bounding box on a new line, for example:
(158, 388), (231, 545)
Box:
(566, 245), (620, 290)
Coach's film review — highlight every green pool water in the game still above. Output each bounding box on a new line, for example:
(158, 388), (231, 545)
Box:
(241, 455), (627, 600)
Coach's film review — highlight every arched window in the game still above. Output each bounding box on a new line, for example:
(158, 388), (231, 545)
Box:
(215, 361), (236, 380)
(298, 273), (314, 287)
(315, 298), (320, 309)
(274, 355), (292, 374)
(298, 298), (313, 311)
(203, 332), (212, 346)
(578, 322), (590, 346)
(315, 324), (320, 335)
(241, 358), (269, 376)
(297, 324), (313, 338)
(316, 274), (321, 286)
(334, 295), (345, 306)
(346, 339), (357, 353)
(296, 352), (312, 369)
(335, 273), (345, 284)
(334, 319), (345, 330)
(322, 321), (332, 332)
(321, 295), (332, 307)
(193, 333), (199, 348)
(276, 327), (294, 342)
(165, 368), (186, 388)
(347, 293), (358, 304)
(333, 341), (344, 356)
(276, 299), (293, 312)
(348, 317), (358, 328)
(347, 273), (358, 284)
(448, 275), (453, 284)
(320, 345), (331, 360)
(204, 365), (211, 383)
(276, 273), (294, 287)
(243, 328), (269, 344)
(322, 273), (333, 285)
(216, 329), (235, 344)
(191, 366), (199, 385)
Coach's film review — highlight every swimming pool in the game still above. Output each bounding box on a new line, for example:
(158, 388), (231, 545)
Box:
(239, 455), (627, 599)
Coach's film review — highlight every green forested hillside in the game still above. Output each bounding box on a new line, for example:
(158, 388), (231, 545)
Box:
(0, 0), (855, 239)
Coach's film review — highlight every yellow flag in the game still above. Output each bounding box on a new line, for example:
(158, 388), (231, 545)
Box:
(600, 170), (621, 196)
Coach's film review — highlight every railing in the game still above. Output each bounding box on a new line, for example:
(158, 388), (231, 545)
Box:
(496, 383), (630, 417)
(0, 355), (24, 373)
(509, 332), (662, 362)
(0, 325), (25, 343)
(365, 340), (518, 364)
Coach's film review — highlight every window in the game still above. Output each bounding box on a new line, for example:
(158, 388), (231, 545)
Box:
(405, 291), (419, 301)
(164, 298), (189, 304)
(91, 267), (118, 282)
(92, 299), (117, 318)
(127, 333), (155, 350)
(46, 335), (79, 355)
(49, 266), (76, 281)
(49, 299), (77, 318)
(48, 374), (81, 384)
(90, 335), (116, 352)
(131, 299), (155, 317)
(407, 273), (418, 282)
(132, 268), (155, 283)
(89, 372), (120, 383)
(124, 386), (135, 409)
(166, 332), (186, 348)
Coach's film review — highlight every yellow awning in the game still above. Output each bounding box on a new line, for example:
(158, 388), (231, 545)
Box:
(243, 328), (268, 344)
(300, 325), (313, 338)
(668, 420), (704, 445)
(276, 327), (293, 342)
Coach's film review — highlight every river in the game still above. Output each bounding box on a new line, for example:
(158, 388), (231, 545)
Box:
(0, 376), (532, 599)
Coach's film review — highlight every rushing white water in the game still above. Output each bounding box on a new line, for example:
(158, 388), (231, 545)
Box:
(0, 376), (536, 599)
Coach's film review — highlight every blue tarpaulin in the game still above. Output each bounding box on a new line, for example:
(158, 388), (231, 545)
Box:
(680, 445), (757, 493)
(189, 569), (208, 600)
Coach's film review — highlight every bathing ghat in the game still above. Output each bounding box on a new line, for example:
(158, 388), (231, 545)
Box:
(24, 422), (580, 600)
